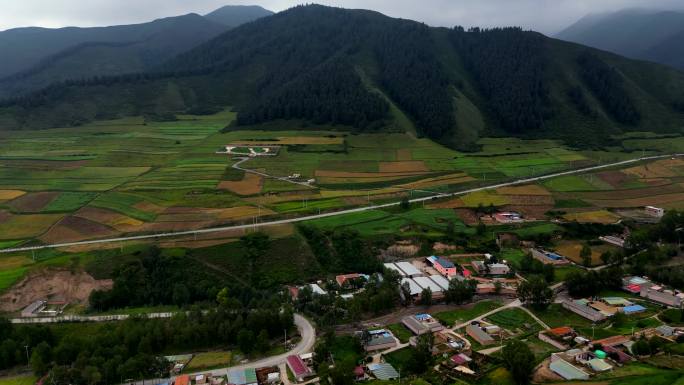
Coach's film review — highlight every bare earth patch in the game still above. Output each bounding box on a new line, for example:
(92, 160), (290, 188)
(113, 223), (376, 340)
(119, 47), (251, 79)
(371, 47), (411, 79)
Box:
(218, 173), (264, 195)
(40, 216), (119, 243)
(75, 207), (143, 231)
(10, 192), (60, 212)
(0, 269), (113, 312)
(378, 161), (428, 173)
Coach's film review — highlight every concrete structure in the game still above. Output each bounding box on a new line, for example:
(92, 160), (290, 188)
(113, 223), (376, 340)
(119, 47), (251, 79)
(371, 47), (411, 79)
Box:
(308, 283), (327, 296)
(429, 274), (451, 291)
(384, 263), (406, 277)
(402, 314), (445, 335)
(401, 278), (423, 297)
(472, 261), (510, 275)
(465, 324), (495, 346)
(623, 276), (651, 293)
(640, 285), (683, 307)
(645, 206), (665, 218)
(368, 363), (399, 380)
(364, 329), (397, 352)
(395, 261), (423, 278)
(549, 354), (590, 381)
(531, 249), (570, 265)
(427, 256), (457, 277)
(413, 276), (444, 297)
(228, 369), (258, 385)
(599, 235), (626, 248)
(562, 300), (607, 322)
(21, 300), (46, 318)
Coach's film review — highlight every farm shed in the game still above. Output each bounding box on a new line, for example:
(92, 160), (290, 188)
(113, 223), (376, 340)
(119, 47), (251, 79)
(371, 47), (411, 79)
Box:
(368, 363), (399, 380)
(395, 261), (423, 277)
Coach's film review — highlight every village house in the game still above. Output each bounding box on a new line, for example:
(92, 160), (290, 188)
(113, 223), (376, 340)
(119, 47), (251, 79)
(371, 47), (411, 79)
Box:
(402, 314), (445, 335)
(530, 248), (570, 265)
(286, 355), (314, 381)
(427, 256), (458, 277)
(335, 273), (367, 288)
(562, 299), (607, 322)
(549, 352), (590, 381)
(362, 329), (397, 352)
(599, 235), (626, 248)
(466, 323), (496, 346)
(640, 284), (683, 307)
(471, 261), (510, 276)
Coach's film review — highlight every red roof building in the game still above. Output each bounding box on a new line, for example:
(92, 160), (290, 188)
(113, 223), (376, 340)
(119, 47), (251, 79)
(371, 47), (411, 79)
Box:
(175, 375), (190, 385)
(286, 355), (312, 380)
(336, 273), (362, 287)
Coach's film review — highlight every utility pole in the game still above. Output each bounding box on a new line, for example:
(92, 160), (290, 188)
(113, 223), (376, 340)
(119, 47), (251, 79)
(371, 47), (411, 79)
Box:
(24, 345), (29, 367)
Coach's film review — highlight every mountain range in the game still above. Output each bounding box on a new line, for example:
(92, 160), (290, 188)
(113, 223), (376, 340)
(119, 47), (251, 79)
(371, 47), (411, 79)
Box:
(1, 5), (683, 149)
(0, 5), (273, 97)
(557, 8), (684, 70)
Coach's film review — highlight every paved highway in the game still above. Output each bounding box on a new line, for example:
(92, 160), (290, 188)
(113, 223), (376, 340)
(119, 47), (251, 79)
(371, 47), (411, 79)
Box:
(0, 153), (678, 254)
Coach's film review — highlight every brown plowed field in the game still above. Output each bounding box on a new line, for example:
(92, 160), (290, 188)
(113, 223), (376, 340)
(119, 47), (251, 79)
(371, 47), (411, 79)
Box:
(573, 183), (682, 200)
(218, 173), (264, 195)
(378, 161), (428, 173)
(396, 148), (412, 161)
(40, 216), (119, 243)
(75, 207), (143, 231)
(588, 192), (684, 208)
(10, 192), (59, 212)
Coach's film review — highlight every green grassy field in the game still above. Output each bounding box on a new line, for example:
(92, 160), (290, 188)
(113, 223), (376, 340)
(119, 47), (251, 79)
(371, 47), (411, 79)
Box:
(0, 376), (36, 385)
(433, 300), (503, 326)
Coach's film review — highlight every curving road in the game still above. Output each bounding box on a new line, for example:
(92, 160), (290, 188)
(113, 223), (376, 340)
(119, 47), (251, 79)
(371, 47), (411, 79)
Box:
(133, 314), (315, 385)
(0, 153), (679, 254)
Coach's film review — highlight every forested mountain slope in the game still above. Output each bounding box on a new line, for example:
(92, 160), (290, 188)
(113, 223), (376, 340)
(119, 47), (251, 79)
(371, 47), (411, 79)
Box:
(0, 6), (272, 98)
(557, 9), (684, 70)
(1, 5), (683, 148)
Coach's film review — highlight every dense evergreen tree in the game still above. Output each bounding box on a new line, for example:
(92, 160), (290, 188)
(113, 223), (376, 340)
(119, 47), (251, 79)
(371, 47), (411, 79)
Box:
(577, 51), (640, 125)
(451, 27), (551, 133)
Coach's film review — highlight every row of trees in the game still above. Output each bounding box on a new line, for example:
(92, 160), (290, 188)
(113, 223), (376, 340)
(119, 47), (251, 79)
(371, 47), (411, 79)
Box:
(1, 306), (294, 384)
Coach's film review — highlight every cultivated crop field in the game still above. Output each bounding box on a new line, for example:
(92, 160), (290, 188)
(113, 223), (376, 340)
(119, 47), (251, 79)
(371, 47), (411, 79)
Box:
(1, 109), (684, 292)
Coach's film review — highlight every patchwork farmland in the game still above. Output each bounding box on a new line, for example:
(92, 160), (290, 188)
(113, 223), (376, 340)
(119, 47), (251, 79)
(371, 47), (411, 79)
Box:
(1, 108), (684, 290)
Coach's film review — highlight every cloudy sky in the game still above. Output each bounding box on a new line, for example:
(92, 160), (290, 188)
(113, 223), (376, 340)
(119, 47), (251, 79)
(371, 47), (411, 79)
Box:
(2, 0), (684, 35)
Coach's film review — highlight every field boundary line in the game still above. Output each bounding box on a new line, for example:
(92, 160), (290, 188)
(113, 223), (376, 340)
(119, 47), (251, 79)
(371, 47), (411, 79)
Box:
(0, 153), (680, 254)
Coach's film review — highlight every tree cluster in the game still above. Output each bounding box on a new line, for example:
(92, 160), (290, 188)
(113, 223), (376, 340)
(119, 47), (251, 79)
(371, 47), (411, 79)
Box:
(576, 51), (640, 125)
(88, 246), (223, 311)
(564, 267), (623, 297)
(238, 60), (389, 129)
(451, 27), (551, 133)
(0, 306), (293, 384)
